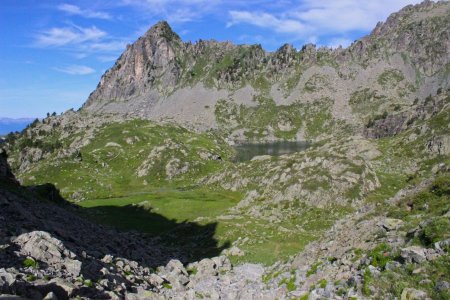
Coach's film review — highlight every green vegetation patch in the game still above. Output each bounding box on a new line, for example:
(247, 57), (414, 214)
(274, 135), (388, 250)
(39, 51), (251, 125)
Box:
(23, 258), (39, 269)
(215, 97), (335, 140)
(252, 75), (271, 94)
(362, 267), (373, 296)
(377, 69), (405, 87)
(386, 174), (450, 247)
(19, 119), (234, 200)
(279, 273), (297, 291)
(349, 88), (389, 116)
(306, 261), (322, 277)
(304, 74), (329, 93)
(368, 243), (397, 269)
(361, 174), (450, 299)
(365, 254), (450, 299)
(79, 188), (242, 235)
(318, 278), (327, 289)
(282, 68), (303, 97)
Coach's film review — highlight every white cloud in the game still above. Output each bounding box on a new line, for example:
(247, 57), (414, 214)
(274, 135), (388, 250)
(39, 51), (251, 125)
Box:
(58, 3), (112, 20)
(228, 11), (305, 34)
(58, 3), (82, 14)
(35, 25), (106, 47)
(120, 0), (223, 23)
(33, 24), (127, 57)
(33, 0), (423, 58)
(227, 0), (422, 46)
(327, 38), (353, 49)
(54, 65), (96, 75)
(291, 0), (422, 32)
(179, 29), (190, 36)
(167, 8), (198, 23)
(84, 40), (127, 52)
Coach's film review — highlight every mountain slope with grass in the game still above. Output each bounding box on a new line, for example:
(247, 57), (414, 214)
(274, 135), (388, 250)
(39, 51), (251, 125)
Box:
(1, 1), (449, 299)
(80, 1), (449, 140)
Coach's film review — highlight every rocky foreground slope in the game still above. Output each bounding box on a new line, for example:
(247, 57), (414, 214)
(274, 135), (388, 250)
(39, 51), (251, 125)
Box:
(0, 145), (449, 299)
(0, 150), (269, 299)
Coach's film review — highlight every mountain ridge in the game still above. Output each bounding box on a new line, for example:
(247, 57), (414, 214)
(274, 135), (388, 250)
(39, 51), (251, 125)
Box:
(80, 0), (449, 139)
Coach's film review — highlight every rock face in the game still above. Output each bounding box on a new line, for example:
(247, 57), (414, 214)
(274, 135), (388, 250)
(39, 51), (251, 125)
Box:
(14, 231), (82, 277)
(83, 21), (182, 108)
(81, 1), (449, 136)
(364, 113), (409, 138)
(364, 92), (447, 138)
(0, 149), (16, 182)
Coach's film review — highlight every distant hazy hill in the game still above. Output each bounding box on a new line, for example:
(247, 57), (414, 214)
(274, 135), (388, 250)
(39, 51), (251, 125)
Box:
(0, 117), (34, 135)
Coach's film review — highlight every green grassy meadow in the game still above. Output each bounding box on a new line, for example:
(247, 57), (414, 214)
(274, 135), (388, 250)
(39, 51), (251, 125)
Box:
(15, 105), (449, 266)
(76, 186), (342, 265)
(12, 118), (337, 265)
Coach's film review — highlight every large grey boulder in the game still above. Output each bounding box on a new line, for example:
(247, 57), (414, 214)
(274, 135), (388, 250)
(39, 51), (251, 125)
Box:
(0, 268), (15, 290)
(400, 246), (427, 264)
(157, 259), (190, 291)
(223, 246), (245, 257)
(13, 231), (82, 277)
(47, 278), (77, 298)
(400, 288), (428, 300)
(380, 218), (404, 231)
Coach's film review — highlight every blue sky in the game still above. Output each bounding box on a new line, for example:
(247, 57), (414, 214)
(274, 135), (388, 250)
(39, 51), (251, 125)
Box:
(0, 0), (422, 118)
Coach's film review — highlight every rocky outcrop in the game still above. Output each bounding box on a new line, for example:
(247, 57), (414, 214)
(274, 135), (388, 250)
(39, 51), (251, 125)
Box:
(364, 113), (409, 138)
(364, 0), (450, 75)
(83, 21), (183, 108)
(364, 90), (448, 139)
(14, 231), (82, 277)
(0, 149), (16, 182)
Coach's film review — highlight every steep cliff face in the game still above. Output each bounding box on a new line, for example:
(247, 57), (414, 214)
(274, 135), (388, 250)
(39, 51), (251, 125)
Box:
(83, 21), (183, 109)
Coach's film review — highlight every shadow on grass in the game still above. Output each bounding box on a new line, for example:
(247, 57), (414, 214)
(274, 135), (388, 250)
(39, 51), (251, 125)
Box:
(81, 203), (230, 262)
(0, 180), (230, 282)
(37, 182), (230, 263)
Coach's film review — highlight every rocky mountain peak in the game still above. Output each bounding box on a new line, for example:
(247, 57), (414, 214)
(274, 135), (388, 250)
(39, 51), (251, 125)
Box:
(276, 43), (295, 53)
(143, 20), (181, 43)
(83, 20), (183, 109)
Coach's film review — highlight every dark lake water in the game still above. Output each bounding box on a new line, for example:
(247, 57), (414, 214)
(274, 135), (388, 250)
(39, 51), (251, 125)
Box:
(233, 141), (310, 162)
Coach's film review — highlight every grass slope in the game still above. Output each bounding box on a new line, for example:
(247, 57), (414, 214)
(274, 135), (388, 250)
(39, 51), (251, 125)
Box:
(15, 119), (339, 264)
